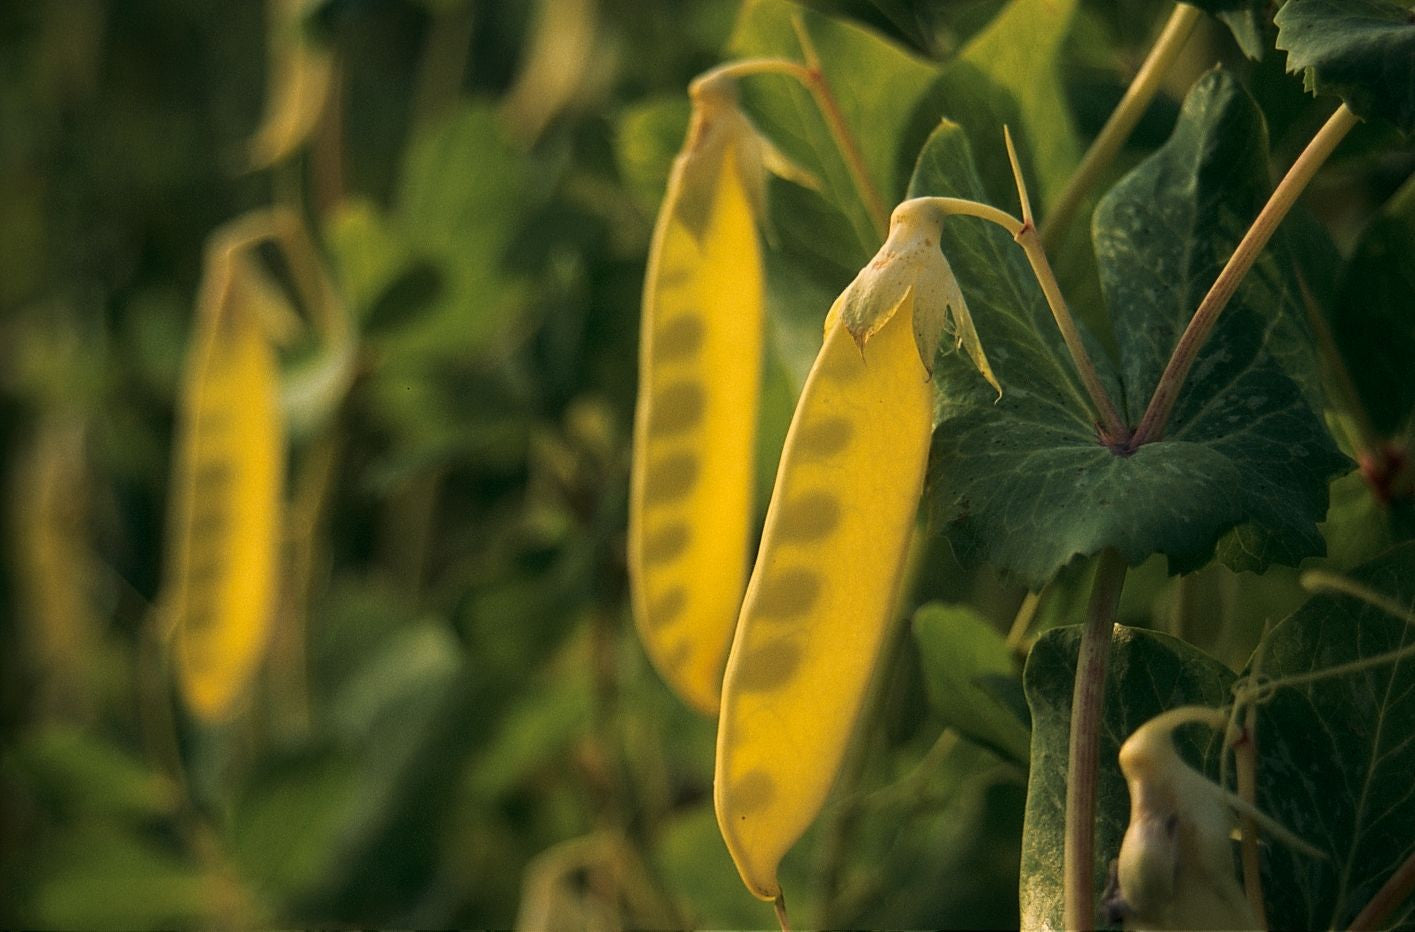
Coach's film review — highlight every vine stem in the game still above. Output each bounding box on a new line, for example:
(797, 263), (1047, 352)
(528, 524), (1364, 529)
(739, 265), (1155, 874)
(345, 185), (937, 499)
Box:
(695, 45), (889, 240)
(1350, 851), (1415, 930)
(1040, 3), (1201, 250)
(1064, 549), (1128, 932)
(1129, 103), (1359, 448)
(1232, 641), (1267, 927)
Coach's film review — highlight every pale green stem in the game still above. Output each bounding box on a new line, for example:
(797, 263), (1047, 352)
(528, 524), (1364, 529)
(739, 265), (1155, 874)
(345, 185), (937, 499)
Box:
(1041, 3), (1202, 250)
(922, 185), (1129, 442)
(1130, 104), (1360, 448)
(1065, 549), (1128, 932)
(1302, 570), (1415, 627)
(774, 893), (792, 932)
(696, 55), (889, 239)
(1242, 643), (1415, 700)
(1006, 590), (1043, 652)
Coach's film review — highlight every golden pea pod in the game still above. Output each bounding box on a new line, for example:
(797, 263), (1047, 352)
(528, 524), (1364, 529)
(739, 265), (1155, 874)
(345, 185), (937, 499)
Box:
(165, 240), (287, 722)
(628, 76), (774, 716)
(715, 297), (932, 901)
(714, 199), (998, 902)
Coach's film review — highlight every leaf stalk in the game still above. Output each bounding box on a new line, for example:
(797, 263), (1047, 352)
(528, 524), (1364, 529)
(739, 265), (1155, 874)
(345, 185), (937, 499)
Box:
(917, 190), (1129, 440)
(1129, 103), (1360, 449)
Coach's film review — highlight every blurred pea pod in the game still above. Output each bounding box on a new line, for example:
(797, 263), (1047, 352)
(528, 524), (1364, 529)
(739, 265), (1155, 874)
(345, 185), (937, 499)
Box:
(628, 72), (812, 716)
(715, 200), (998, 902)
(162, 208), (353, 721)
(246, 0), (334, 170)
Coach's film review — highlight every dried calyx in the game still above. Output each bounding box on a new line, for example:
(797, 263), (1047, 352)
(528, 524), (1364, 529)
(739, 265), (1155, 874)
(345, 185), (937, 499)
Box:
(826, 198), (1000, 396)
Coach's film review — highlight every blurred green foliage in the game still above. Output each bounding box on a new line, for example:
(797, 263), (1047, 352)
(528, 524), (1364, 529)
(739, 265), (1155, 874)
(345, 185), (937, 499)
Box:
(1, 0), (1412, 928)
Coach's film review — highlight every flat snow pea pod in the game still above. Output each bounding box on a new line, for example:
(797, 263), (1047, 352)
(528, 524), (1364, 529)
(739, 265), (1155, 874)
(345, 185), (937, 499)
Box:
(715, 199), (999, 902)
(164, 225), (289, 722)
(629, 74), (784, 716)
(714, 298), (931, 901)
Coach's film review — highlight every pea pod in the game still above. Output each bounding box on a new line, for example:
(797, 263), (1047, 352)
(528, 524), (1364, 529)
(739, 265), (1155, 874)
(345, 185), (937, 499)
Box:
(164, 222), (290, 722)
(715, 199), (997, 901)
(1106, 705), (1321, 929)
(628, 75), (788, 715)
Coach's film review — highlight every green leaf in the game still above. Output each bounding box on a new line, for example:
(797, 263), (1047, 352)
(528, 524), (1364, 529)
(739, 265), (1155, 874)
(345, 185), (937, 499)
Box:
(1329, 174), (1415, 437)
(1019, 624), (1235, 930)
(1244, 542), (1415, 929)
(1275, 0), (1415, 135)
(28, 825), (230, 928)
(228, 748), (364, 904)
(614, 95), (691, 217)
(791, 0), (945, 58)
(910, 74), (1344, 588)
(912, 603), (1030, 763)
(1096, 69), (1348, 570)
(8, 728), (181, 821)
(1186, 0), (1270, 59)
(728, 0), (945, 259)
(928, 0), (1082, 211)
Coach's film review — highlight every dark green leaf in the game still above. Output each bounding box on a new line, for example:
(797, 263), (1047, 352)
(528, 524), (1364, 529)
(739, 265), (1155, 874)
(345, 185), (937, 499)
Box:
(1329, 174), (1415, 437)
(1275, 0), (1415, 134)
(910, 74), (1344, 587)
(1245, 542), (1415, 929)
(1019, 624), (1235, 930)
(913, 603), (1030, 763)
(1093, 69), (1347, 572)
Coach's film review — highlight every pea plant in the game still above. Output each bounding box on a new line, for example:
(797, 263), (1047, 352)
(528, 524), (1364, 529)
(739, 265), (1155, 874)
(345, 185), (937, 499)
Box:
(629, 0), (1415, 928)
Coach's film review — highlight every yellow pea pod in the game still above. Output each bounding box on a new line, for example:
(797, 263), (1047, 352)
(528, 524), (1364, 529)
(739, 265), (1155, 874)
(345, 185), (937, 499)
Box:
(714, 298), (931, 900)
(715, 199), (997, 902)
(164, 233), (287, 722)
(628, 75), (774, 716)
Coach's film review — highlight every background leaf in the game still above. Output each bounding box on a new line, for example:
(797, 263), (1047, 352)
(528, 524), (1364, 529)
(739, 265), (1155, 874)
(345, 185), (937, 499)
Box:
(913, 602), (1030, 763)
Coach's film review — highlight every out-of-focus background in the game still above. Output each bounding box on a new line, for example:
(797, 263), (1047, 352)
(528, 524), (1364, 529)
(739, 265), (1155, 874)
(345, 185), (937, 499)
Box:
(1, 0), (1407, 927)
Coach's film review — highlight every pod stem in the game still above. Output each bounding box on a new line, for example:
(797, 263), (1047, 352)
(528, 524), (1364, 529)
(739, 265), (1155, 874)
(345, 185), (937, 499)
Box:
(696, 37), (890, 240)
(1064, 548), (1128, 932)
(773, 892), (792, 932)
(1129, 103), (1359, 449)
(1040, 3), (1201, 250)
